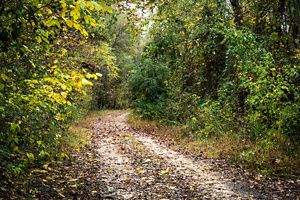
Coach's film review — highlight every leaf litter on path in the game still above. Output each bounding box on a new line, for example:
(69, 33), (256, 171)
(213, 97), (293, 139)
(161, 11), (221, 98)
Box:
(27, 110), (299, 199)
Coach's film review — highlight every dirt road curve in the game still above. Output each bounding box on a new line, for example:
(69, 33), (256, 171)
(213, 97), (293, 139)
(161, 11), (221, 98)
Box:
(92, 111), (260, 199)
(29, 110), (299, 199)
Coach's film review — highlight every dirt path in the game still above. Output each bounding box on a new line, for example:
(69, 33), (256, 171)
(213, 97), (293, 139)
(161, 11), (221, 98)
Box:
(28, 110), (299, 199)
(92, 111), (261, 199)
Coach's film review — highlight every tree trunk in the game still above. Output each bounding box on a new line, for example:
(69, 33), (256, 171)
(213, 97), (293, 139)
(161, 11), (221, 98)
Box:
(230, 0), (243, 26)
(290, 0), (300, 48)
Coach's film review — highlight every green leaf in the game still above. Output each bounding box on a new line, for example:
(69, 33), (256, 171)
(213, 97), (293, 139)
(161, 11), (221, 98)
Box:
(39, 150), (49, 158)
(0, 73), (9, 81)
(26, 153), (35, 161)
(37, 140), (42, 146)
(10, 123), (20, 133)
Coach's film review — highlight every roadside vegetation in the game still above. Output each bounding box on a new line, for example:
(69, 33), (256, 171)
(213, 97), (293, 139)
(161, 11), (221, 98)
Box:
(127, 0), (300, 176)
(0, 0), (135, 195)
(128, 114), (299, 176)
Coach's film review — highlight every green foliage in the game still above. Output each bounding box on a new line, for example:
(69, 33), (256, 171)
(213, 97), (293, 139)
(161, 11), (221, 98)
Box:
(129, 58), (170, 103)
(128, 0), (300, 173)
(91, 15), (138, 109)
(128, 57), (171, 120)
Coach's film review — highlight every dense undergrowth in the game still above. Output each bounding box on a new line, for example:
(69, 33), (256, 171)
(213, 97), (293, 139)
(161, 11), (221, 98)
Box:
(129, 113), (299, 176)
(0, 0), (136, 196)
(128, 0), (300, 176)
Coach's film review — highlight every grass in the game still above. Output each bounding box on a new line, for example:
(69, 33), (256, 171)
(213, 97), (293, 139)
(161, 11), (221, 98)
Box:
(128, 113), (300, 177)
(128, 113), (183, 141)
(60, 110), (109, 151)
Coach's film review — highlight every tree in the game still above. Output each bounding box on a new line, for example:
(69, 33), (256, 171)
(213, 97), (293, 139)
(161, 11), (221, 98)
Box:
(0, 0), (115, 193)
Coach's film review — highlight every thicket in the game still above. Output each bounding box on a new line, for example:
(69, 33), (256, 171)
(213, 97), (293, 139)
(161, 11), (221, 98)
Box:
(0, 0), (129, 194)
(92, 15), (138, 109)
(128, 0), (300, 173)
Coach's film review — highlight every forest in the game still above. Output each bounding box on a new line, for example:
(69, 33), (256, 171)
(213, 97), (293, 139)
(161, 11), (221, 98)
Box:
(0, 0), (299, 198)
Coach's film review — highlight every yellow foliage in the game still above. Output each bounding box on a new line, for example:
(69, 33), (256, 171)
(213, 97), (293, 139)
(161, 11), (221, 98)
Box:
(81, 78), (93, 86)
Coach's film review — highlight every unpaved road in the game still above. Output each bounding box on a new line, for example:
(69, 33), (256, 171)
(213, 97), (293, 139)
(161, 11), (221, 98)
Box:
(28, 110), (299, 199)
